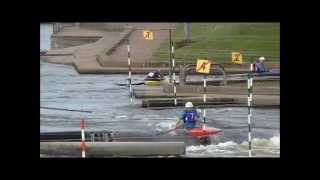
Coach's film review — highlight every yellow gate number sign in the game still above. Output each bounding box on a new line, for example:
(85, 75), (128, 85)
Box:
(196, 59), (211, 74)
(232, 52), (243, 64)
(143, 30), (154, 40)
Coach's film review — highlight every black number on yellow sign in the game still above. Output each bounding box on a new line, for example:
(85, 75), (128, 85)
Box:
(143, 30), (153, 40)
(234, 54), (240, 61)
(145, 32), (150, 39)
(232, 52), (243, 64)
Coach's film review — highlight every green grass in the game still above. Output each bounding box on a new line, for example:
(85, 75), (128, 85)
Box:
(152, 23), (280, 65)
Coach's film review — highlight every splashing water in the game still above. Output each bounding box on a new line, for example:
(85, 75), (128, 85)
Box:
(155, 121), (177, 132)
(186, 135), (280, 157)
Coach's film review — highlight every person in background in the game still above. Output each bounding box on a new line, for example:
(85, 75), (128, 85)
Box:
(254, 56), (269, 73)
(147, 69), (162, 79)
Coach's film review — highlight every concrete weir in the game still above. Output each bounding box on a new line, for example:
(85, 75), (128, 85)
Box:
(141, 95), (279, 108)
(142, 97), (238, 107)
(40, 142), (186, 157)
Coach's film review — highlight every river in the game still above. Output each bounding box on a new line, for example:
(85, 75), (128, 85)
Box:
(40, 61), (279, 157)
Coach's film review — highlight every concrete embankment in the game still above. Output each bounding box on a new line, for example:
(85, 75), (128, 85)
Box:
(162, 85), (280, 95)
(133, 84), (279, 98)
(141, 95), (279, 108)
(41, 26), (135, 73)
(133, 83), (279, 108)
(40, 142), (186, 157)
(40, 23), (178, 74)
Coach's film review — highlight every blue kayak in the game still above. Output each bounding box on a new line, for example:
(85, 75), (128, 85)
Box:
(254, 69), (280, 76)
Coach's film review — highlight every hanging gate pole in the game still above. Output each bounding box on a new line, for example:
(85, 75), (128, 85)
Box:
(80, 119), (86, 158)
(171, 42), (177, 106)
(127, 38), (133, 103)
(203, 74), (207, 128)
(247, 63), (254, 157)
(169, 29), (172, 84)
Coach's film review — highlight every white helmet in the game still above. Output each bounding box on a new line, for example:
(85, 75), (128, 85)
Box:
(185, 102), (193, 108)
(258, 56), (266, 62)
(147, 72), (154, 77)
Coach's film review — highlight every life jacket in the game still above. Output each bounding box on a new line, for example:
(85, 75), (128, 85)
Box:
(255, 62), (268, 73)
(181, 109), (198, 129)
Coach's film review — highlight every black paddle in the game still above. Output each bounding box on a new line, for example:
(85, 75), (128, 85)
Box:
(40, 107), (93, 113)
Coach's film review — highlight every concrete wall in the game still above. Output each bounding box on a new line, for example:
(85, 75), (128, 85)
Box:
(51, 36), (101, 49)
(40, 23), (53, 51)
(79, 23), (126, 31)
(163, 85), (280, 95)
(40, 142), (186, 157)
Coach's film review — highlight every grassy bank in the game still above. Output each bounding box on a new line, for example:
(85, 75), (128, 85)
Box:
(152, 23), (280, 65)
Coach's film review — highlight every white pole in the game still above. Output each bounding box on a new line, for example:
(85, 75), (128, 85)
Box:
(203, 75), (207, 129)
(247, 64), (254, 157)
(184, 23), (190, 40)
(127, 39), (133, 103)
(80, 119), (86, 158)
(172, 42), (177, 106)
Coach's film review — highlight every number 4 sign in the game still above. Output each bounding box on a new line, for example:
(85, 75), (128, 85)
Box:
(232, 52), (243, 64)
(143, 30), (154, 40)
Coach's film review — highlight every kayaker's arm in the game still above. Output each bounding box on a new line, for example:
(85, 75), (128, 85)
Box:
(194, 111), (204, 126)
(196, 117), (204, 126)
(175, 119), (184, 129)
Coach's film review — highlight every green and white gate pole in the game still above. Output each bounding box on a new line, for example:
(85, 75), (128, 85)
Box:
(247, 63), (254, 157)
(127, 38), (133, 103)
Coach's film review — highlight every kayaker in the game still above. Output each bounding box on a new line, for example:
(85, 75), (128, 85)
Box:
(254, 56), (269, 73)
(146, 69), (162, 79)
(175, 102), (203, 129)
